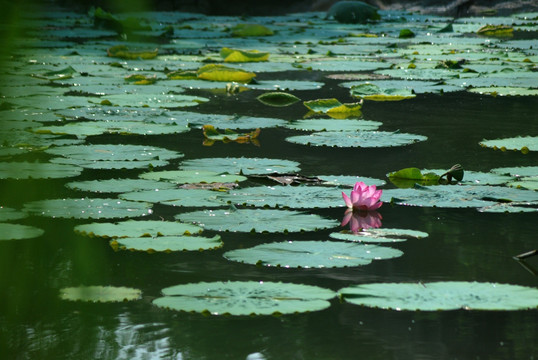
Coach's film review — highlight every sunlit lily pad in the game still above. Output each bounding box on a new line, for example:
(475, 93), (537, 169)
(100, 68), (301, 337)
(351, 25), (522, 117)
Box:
(153, 281), (334, 316)
(507, 177), (538, 191)
(286, 131), (427, 148)
(350, 83), (416, 101)
(220, 47), (269, 62)
(140, 170), (247, 184)
(111, 234), (223, 252)
(24, 198), (152, 219)
(491, 166), (538, 177)
(75, 220), (202, 238)
(179, 157), (300, 175)
(45, 144), (182, 163)
(0, 223), (44, 240)
(202, 126), (260, 146)
(384, 184), (538, 208)
(0, 162), (83, 179)
(219, 185), (342, 208)
(303, 99), (362, 117)
(107, 45), (158, 59)
(339, 281), (538, 311)
(479, 136), (538, 153)
(100, 93), (208, 108)
(197, 64), (256, 83)
(224, 241), (402, 268)
(330, 228), (428, 243)
(478, 201), (538, 213)
(65, 178), (176, 193)
(284, 119), (381, 132)
(176, 209), (338, 233)
(60, 286), (142, 303)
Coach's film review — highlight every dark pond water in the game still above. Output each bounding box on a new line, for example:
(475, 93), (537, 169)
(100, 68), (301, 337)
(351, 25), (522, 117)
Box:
(1, 5), (538, 360)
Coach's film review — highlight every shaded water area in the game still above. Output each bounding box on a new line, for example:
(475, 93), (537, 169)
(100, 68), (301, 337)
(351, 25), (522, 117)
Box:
(1, 3), (538, 360)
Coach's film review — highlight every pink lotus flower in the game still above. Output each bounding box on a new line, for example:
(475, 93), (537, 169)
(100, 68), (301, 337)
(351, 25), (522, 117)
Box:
(342, 182), (383, 211)
(341, 209), (382, 233)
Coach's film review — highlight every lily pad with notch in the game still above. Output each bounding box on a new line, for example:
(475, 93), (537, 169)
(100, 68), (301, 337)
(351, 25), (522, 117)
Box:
(224, 240), (403, 268)
(176, 208), (339, 233)
(339, 281), (538, 311)
(75, 220), (202, 238)
(110, 234), (223, 252)
(287, 131), (427, 148)
(330, 227), (428, 243)
(153, 281), (335, 316)
(179, 157), (300, 175)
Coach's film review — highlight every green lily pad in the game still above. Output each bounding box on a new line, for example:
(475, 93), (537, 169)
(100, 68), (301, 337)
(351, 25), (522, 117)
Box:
(202, 126), (260, 146)
(0, 207), (27, 222)
(387, 167), (440, 188)
(75, 220), (202, 238)
(468, 87), (538, 96)
(99, 93), (208, 108)
(65, 178), (176, 193)
(0, 162), (83, 179)
(24, 198), (152, 219)
(31, 66), (78, 81)
(284, 119), (381, 132)
(330, 228), (428, 243)
(107, 45), (158, 59)
(219, 185), (342, 209)
(507, 177), (538, 191)
(139, 170), (247, 184)
(60, 286), (142, 303)
(479, 136), (538, 153)
(256, 92), (300, 107)
(111, 234), (223, 252)
(179, 157), (300, 175)
(384, 184), (538, 208)
(478, 201), (538, 213)
(32, 121), (190, 137)
(153, 281), (334, 316)
(339, 281), (538, 311)
(45, 144), (182, 162)
(491, 166), (538, 177)
(0, 223), (44, 240)
(350, 83), (416, 101)
(286, 131), (427, 148)
(303, 99), (362, 118)
(120, 188), (228, 207)
(176, 209), (338, 233)
(317, 175), (386, 187)
(50, 157), (170, 170)
(224, 241), (402, 268)
(326, 1), (380, 24)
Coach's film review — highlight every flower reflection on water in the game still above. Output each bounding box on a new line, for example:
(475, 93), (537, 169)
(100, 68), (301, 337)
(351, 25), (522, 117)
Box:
(341, 209), (383, 233)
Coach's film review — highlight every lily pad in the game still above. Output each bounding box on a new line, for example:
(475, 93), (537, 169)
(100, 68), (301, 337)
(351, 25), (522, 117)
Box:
(100, 93), (208, 108)
(197, 64), (256, 83)
(179, 157), (300, 175)
(350, 83), (416, 101)
(303, 99), (362, 118)
(119, 188), (228, 208)
(75, 220), (202, 238)
(286, 131), (427, 148)
(176, 209), (339, 233)
(491, 166), (538, 177)
(111, 234), (223, 252)
(326, 1), (380, 24)
(219, 185), (343, 209)
(65, 178), (177, 193)
(0, 207), (27, 222)
(202, 126), (260, 146)
(0, 223), (44, 240)
(153, 281), (334, 316)
(45, 144), (182, 162)
(32, 121), (190, 137)
(24, 198), (152, 219)
(60, 286), (142, 303)
(339, 281), (538, 311)
(284, 119), (381, 132)
(231, 24), (274, 37)
(480, 136), (538, 153)
(468, 87), (538, 96)
(384, 184), (538, 208)
(330, 227), (428, 243)
(256, 92), (300, 107)
(318, 175), (386, 187)
(139, 170), (247, 184)
(0, 162), (83, 179)
(220, 47), (269, 62)
(107, 45), (158, 59)
(224, 240), (402, 268)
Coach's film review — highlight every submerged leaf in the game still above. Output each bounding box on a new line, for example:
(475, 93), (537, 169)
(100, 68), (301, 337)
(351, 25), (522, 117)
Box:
(153, 281), (335, 316)
(60, 286), (141, 302)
